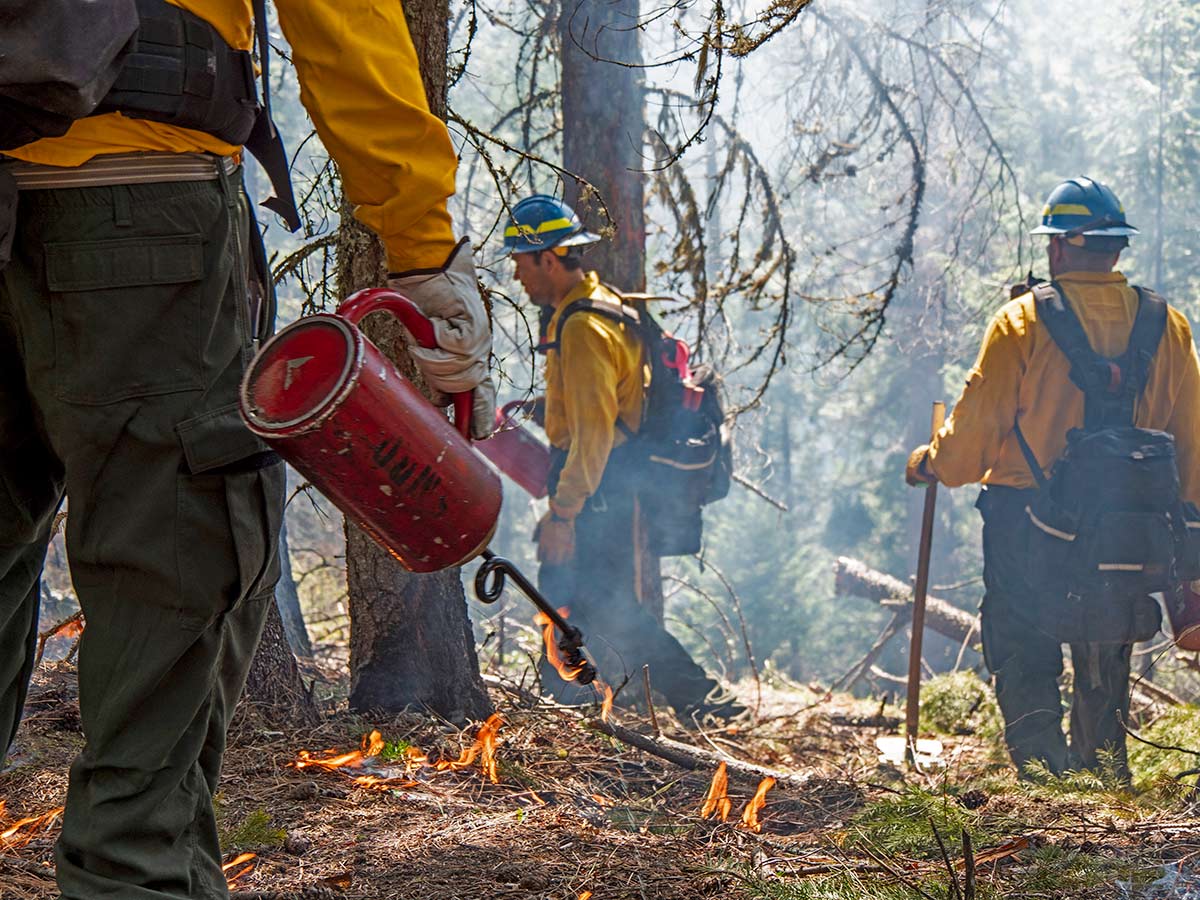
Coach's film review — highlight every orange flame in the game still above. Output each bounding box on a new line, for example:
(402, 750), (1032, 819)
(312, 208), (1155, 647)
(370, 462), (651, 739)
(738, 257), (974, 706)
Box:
(739, 776), (775, 832)
(294, 729), (384, 771)
(404, 745), (429, 769)
(534, 609), (614, 721)
(0, 805), (65, 846)
(534, 609), (585, 682)
(598, 681), (614, 721)
(222, 851), (257, 887)
(699, 762), (731, 822)
(579, 892), (594, 900)
(53, 617), (84, 640)
(435, 713), (505, 784)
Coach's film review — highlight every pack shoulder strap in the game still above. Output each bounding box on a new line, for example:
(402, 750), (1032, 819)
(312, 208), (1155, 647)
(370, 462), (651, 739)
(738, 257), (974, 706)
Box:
(1032, 280), (1167, 429)
(537, 295), (642, 353)
(244, 0), (300, 231)
(537, 293), (644, 439)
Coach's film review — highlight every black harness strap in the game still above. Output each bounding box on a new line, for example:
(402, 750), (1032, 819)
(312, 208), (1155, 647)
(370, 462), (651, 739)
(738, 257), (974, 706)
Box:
(1018, 281), (1169, 485)
(537, 295), (644, 439)
(1034, 281), (1167, 429)
(244, 0), (300, 231)
(96, 0), (300, 232)
(535, 296), (642, 353)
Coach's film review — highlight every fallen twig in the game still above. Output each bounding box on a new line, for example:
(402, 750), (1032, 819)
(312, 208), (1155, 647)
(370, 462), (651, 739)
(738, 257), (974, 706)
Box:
(589, 717), (809, 790)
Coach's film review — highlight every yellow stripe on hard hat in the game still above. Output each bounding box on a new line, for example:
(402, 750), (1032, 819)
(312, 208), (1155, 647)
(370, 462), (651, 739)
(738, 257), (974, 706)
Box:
(503, 216), (576, 238)
(1043, 203), (1094, 217)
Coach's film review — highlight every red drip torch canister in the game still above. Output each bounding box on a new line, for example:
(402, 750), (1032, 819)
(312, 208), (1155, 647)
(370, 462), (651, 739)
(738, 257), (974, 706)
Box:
(475, 400), (552, 499)
(238, 289), (502, 572)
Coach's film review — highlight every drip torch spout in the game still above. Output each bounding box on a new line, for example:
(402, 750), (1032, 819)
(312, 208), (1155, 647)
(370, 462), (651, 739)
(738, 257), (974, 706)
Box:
(474, 549), (597, 685)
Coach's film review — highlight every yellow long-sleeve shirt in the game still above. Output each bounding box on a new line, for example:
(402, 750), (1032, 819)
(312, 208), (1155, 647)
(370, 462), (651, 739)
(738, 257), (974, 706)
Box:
(543, 273), (646, 517)
(926, 271), (1200, 505)
(4, 0), (456, 271)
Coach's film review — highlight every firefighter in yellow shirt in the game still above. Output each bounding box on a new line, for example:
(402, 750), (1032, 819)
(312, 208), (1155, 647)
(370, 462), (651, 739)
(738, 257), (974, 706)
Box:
(906, 177), (1200, 780)
(0, 3), (493, 897)
(504, 194), (743, 723)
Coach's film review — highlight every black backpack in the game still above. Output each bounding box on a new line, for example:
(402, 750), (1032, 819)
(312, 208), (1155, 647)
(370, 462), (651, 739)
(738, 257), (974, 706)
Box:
(1016, 281), (1200, 642)
(0, 0), (299, 231)
(542, 291), (732, 556)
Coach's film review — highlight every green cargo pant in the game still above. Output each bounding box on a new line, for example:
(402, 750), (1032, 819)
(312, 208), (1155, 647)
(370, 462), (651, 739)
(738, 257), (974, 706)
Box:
(0, 165), (284, 899)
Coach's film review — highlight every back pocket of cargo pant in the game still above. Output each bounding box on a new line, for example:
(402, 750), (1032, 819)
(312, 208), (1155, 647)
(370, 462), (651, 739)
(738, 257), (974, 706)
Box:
(46, 235), (204, 404)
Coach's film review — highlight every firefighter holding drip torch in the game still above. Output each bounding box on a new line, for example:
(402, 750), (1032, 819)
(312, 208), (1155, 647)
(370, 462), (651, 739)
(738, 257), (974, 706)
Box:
(0, 2), (493, 897)
(503, 194), (744, 724)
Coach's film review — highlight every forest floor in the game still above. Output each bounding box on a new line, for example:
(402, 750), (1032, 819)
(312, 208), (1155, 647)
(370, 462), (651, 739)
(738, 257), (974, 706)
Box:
(4, 663), (1200, 900)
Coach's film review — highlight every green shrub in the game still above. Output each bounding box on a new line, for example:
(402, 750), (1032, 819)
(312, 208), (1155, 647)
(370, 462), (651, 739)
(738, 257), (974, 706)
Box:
(918, 671), (1002, 741)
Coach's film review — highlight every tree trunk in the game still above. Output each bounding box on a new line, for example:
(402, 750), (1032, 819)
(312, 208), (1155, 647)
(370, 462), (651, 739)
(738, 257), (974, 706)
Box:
(339, 0), (491, 723)
(242, 599), (318, 726)
(558, 0), (647, 290)
(275, 515), (312, 657)
(559, 0), (665, 622)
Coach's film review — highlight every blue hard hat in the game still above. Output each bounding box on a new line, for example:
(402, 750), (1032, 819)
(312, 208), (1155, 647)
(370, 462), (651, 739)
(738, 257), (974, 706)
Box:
(1031, 176), (1139, 238)
(503, 194), (600, 254)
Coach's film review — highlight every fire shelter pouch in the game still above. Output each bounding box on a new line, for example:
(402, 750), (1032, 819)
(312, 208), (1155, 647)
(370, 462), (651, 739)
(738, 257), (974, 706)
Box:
(1024, 492), (1081, 599)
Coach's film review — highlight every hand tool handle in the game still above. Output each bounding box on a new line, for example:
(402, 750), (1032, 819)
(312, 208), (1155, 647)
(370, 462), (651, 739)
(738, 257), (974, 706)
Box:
(337, 287), (474, 440)
(905, 401), (945, 761)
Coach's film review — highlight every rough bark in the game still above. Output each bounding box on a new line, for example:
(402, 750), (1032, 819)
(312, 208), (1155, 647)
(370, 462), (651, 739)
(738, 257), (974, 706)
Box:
(243, 600), (318, 726)
(558, 0), (664, 622)
(833, 556), (980, 646)
(558, 0), (647, 292)
(339, 0), (491, 723)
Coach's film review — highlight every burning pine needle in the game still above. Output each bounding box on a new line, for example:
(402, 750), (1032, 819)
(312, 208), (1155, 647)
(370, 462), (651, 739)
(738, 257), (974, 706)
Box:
(222, 851), (257, 887)
(739, 776), (775, 832)
(436, 713), (505, 784)
(294, 729), (385, 771)
(1, 805), (65, 847)
(700, 761), (732, 822)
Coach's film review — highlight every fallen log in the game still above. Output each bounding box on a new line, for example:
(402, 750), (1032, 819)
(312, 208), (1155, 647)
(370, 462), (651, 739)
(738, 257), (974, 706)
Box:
(834, 556), (979, 646)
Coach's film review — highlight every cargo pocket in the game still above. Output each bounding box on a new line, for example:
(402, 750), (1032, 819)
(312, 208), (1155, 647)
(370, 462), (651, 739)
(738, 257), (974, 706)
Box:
(46, 234), (205, 404)
(1090, 511), (1174, 596)
(175, 404), (284, 629)
(1024, 494), (1080, 596)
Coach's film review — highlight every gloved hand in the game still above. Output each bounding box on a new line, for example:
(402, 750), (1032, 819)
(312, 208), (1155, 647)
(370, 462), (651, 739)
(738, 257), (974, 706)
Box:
(534, 507), (576, 566)
(388, 237), (496, 439)
(906, 445), (937, 486)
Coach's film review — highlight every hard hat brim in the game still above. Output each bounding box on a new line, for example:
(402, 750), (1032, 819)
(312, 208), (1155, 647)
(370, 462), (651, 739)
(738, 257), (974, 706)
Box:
(1031, 224), (1139, 237)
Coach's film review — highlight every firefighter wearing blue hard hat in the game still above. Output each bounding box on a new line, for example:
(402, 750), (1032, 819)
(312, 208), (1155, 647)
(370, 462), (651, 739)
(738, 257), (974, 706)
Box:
(906, 175), (1200, 782)
(503, 191), (746, 725)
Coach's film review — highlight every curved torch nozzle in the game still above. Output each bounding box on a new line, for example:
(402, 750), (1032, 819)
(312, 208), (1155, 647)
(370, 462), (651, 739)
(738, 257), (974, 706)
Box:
(474, 550), (597, 685)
